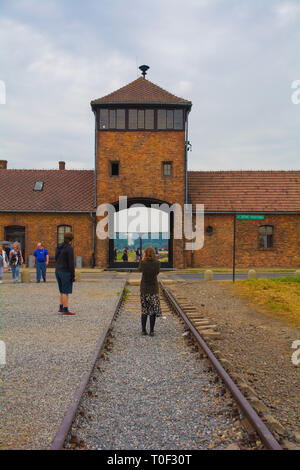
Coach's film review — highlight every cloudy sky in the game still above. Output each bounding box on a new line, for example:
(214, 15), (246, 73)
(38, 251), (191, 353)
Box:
(0, 0), (299, 171)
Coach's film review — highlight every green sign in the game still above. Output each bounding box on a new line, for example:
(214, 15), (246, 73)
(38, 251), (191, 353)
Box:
(236, 214), (265, 220)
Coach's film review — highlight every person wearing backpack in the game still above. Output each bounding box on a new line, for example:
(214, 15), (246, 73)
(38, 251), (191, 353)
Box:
(33, 242), (49, 283)
(9, 242), (23, 283)
(55, 232), (76, 315)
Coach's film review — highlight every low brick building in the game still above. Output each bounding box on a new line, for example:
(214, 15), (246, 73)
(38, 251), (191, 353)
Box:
(0, 71), (299, 268)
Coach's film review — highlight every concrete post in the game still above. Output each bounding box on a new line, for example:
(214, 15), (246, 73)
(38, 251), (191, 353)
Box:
(28, 255), (34, 268)
(21, 270), (31, 283)
(204, 269), (213, 281)
(248, 269), (257, 279)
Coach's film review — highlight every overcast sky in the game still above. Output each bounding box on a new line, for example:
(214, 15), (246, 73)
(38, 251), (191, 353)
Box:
(0, 0), (299, 171)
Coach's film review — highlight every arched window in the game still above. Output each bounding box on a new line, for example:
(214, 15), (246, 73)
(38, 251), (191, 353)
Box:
(57, 225), (72, 244)
(259, 225), (273, 249)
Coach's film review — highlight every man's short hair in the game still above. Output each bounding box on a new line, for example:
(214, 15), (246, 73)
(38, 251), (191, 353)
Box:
(64, 232), (74, 243)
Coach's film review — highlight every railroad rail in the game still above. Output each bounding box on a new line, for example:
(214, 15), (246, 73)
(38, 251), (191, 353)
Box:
(50, 279), (282, 451)
(160, 281), (282, 451)
(50, 280), (127, 450)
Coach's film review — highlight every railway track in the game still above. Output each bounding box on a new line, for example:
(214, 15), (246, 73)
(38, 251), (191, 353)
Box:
(50, 280), (282, 451)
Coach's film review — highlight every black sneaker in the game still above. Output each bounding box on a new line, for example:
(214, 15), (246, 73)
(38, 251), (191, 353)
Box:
(149, 331), (154, 337)
(141, 330), (148, 336)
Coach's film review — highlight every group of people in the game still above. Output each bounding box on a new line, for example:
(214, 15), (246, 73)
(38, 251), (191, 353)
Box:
(0, 241), (49, 284)
(114, 246), (159, 263)
(0, 242), (24, 284)
(1, 233), (161, 333)
(113, 246), (143, 262)
(0, 234), (76, 315)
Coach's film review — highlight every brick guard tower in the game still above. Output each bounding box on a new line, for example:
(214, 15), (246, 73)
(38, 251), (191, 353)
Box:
(91, 67), (192, 268)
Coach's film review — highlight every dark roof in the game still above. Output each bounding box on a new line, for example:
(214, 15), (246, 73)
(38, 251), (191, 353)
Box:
(91, 77), (191, 106)
(0, 169), (94, 212)
(1, 168), (299, 213)
(188, 170), (300, 212)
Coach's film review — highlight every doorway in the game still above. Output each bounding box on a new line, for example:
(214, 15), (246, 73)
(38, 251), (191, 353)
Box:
(109, 201), (173, 268)
(4, 226), (26, 261)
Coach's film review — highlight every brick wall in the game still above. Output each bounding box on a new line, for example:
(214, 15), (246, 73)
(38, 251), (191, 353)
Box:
(188, 213), (300, 268)
(0, 212), (93, 266)
(95, 131), (186, 268)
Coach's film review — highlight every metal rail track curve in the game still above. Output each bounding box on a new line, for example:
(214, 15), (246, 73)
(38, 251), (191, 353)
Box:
(50, 281), (127, 450)
(50, 279), (282, 451)
(160, 280), (282, 451)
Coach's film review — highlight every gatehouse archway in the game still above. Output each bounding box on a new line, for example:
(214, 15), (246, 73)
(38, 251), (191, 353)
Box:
(108, 198), (173, 268)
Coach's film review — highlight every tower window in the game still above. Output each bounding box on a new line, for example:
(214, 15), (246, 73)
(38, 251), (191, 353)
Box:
(116, 109), (125, 129)
(100, 109), (109, 129)
(157, 110), (167, 129)
(129, 109), (138, 129)
(145, 109), (154, 129)
(110, 161), (119, 177)
(138, 110), (144, 128)
(163, 162), (172, 177)
(109, 109), (116, 128)
(259, 225), (273, 248)
(98, 108), (185, 131)
(174, 109), (183, 129)
(167, 110), (173, 128)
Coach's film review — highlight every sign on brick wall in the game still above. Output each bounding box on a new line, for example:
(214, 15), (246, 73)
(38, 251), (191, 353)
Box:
(236, 214), (265, 220)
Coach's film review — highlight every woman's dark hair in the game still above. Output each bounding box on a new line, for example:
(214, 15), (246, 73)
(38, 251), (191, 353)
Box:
(64, 232), (74, 243)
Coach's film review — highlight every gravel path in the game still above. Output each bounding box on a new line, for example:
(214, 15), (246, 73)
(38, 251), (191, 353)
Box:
(0, 280), (124, 450)
(170, 281), (300, 439)
(67, 287), (241, 450)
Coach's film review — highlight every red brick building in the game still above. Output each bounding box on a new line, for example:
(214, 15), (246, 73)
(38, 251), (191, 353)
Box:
(0, 71), (299, 268)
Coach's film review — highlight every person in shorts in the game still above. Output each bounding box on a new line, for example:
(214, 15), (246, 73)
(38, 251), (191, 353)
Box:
(55, 232), (76, 315)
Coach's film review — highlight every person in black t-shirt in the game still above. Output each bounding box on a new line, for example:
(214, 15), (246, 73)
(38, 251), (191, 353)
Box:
(55, 232), (76, 316)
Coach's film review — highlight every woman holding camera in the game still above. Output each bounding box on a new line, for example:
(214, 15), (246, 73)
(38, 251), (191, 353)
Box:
(138, 246), (162, 336)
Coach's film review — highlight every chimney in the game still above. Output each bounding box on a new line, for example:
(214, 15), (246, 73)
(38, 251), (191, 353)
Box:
(0, 160), (7, 169)
(59, 161), (65, 170)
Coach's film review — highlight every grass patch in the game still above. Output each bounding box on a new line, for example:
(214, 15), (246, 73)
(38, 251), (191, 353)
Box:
(230, 276), (300, 327)
(177, 268), (297, 274)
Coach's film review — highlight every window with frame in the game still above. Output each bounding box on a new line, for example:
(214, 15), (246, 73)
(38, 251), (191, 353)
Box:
(57, 225), (72, 244)
(34, 181), (44, 191)
(145, 109), (154, 129)
(157, 109), (167, 129)
(98, 108), (184, 131)
(259, 225), (273, 248)
(128, 109), (138, 129)
(158, 109), (183, 130)
(163, 162), (172, 177)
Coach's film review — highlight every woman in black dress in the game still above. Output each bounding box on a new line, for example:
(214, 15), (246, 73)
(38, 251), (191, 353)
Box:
(138, 246), (162, 336)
